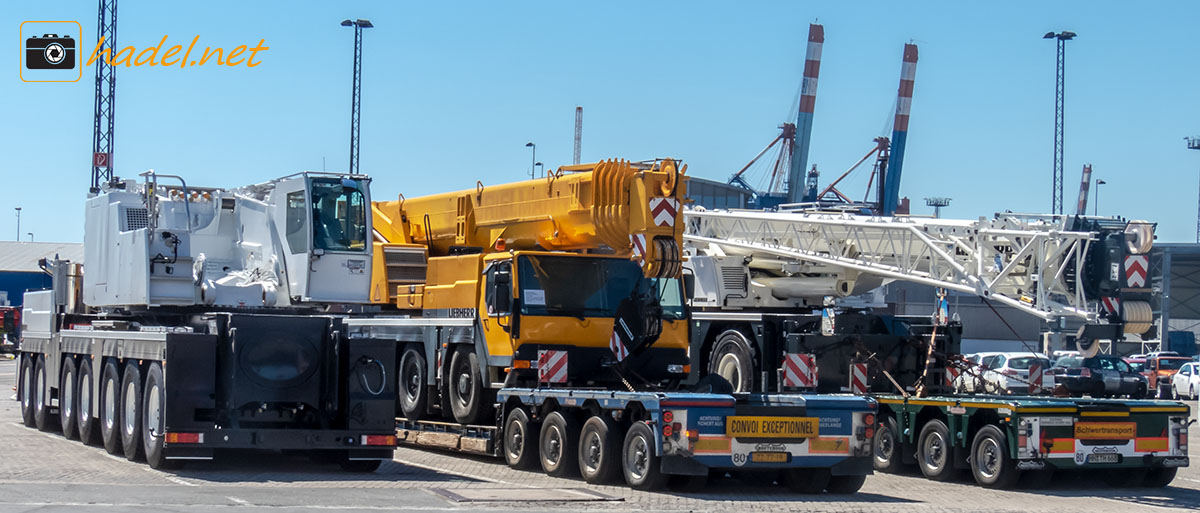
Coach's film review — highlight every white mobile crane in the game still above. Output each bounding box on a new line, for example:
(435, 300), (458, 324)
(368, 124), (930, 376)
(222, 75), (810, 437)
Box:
(682, 207), (1155, 394)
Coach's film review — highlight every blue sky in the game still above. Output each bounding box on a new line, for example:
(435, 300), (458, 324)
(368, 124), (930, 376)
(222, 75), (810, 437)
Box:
(3, 1), (1199, 243)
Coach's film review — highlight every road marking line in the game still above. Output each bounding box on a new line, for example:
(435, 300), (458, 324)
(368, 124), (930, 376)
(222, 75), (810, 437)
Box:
(227, 496), (249, 505)
(392, 457), (524, 487)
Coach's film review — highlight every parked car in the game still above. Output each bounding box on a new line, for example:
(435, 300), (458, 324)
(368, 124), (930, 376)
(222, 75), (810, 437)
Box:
(1171, 362), (1200, 400)
(978, 352), (1055, 395)
(954, 353), (994, 393)
(1147, 356), (1192, 398)
(1050, 355), (1148, 398)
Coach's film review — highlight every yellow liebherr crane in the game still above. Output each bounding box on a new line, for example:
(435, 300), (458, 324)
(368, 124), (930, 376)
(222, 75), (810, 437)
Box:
(367, 159), (690, 424)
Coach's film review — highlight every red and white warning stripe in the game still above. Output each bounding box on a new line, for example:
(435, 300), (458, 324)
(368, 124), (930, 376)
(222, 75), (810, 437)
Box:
(609, 331), (629, 362)
(1028, 364), (1043, 395)
(629, 233), (647, 261)
(849, 363), (869, 395)
(1101, 296), (1121, 315)
(944, 366), (961, 388)
(649, 198), (679, 227)
(1125, 255), (1148, 288)
(798, 24), (823, 114)
(538, 350), (568, 384)
(782, 353), (818, 388)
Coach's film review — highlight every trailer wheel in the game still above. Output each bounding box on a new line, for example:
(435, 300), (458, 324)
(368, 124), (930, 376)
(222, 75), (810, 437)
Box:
(120, 362), (145, 461)
(782, 468), (831, 494)
(970, 425), (1020, 488)
(917, 419), (954, 481)
(873, 416), (903, 472)
(578, 415), (621, 484)
(622, 421), (666, 490)
(1144, 467), (1177, 488)
(33, 355), (54, 431)
(77, 358), (100, 446)
(60, 358), (79, 440)
(398, 347), (429, 422)
(826, 474), (867, 494)
(100, 360), (123, 455)
(708, 330), (755, 393)
(539, 411), (580, 477)
(142, 363), (179, 470)
(19, 353), (36, 427)
(448, 346), (492, 425)
(503, 407), (539, 470)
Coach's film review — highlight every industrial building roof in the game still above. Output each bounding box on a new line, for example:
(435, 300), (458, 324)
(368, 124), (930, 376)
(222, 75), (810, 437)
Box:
(0, 241), (84, 273)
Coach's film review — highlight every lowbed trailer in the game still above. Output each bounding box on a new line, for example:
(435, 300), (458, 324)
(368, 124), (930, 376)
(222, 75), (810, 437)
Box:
(395, 387), (877, 492)
(871, 393), (1189, 488)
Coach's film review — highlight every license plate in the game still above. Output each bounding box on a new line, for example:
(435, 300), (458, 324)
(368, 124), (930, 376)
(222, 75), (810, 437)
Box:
(1074, 422), (1135, 440)
(726, 416), (819, 438)
(750, 451), (790, 463)
(1086, 453), (1120, 464)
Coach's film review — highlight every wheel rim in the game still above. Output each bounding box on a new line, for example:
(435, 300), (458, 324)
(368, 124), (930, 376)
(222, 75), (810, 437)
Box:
(875, 426), (894, 464)
(123, 380), (137, 437)
(21, 362), (31, 409)
(544, 424), (563, 467)
(506, 418), (524, 460)
(922, 430), (947, 472)
(62, 370), (74, 420)
(454, 362), (472, 407)
(79, 371), (91, 423)
(403, 357), (422, 402)
(975, 436), (1002, 480)
(627, 433), (649, 480)
(583, 431), (602, 472)
(104, 377), (116, 430)
(716, 353), (742, 392)
(36, 365), (45, 414)
(147, 381), (162, 441)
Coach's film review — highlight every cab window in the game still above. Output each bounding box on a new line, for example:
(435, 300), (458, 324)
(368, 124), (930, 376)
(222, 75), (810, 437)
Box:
(311, 177), (367, 252)
(285, 191), (307, 254)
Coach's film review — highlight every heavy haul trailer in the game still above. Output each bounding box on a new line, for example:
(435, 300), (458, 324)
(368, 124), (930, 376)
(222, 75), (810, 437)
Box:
(16, 172), (398, 470)
(351, 159), (877, 491)
(681, 208), (1189, 487)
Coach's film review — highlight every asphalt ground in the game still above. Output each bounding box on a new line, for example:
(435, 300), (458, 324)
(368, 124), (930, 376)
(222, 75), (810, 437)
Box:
(0, 356), (1197, 512)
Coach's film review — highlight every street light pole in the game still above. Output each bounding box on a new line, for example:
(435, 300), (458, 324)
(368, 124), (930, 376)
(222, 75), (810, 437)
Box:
(27, 233), (33, 242)
(341, 18), (373, 175)
(535, 162), (544, 178)
(1094, 179), (1106, 216)
(1044, 30), (1076, 215)
(525, 142), (536, 179)
(14, 207), (20, 242)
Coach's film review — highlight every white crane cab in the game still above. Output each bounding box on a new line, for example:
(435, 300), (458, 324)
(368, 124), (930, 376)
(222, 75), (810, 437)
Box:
(83, 171), (374, 309)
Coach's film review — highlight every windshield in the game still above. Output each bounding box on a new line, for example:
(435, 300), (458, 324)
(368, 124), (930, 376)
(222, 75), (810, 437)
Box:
(311, 177), (367, 252)
(1158, 358), (1188, 371)
(517, 255), (684, 320)
(1126, 361), (1145, 372)
(1009, 357), (1050, 370)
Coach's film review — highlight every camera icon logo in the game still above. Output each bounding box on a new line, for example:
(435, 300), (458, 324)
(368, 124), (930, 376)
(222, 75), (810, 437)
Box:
(20, 21), (82, 82)
(26, 34), (76, 69)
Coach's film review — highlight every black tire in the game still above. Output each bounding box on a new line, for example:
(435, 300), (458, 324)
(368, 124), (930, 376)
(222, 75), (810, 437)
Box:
(447, 346), (493, 425)
(119, 362), (145, 461)
(707, 329), (755, 393)
(19, 353), (36, 428)
(917, 419), (954, 481)
(142, 363), (179, 470)
(539, 411), (580, 477)
(100, 359), (123, 455)
(826, 474), (867, 494)
(1144, 467), (1178, 488)
(33, 355), (54, 431)
(970, 425), (1020, 488)
(578, 415), (622, 484)
(398, 347), (429, 422)
(503, 407), (539, 470)
(1092, 382), (1106, 399)
(782, 468), (831, 493)
(60, 358), (79, 440)
(873, 416), (903, 472)
(1132, 383), (1147, 399)
(622, 421), (667, 490)
(77, 358), (100, 446)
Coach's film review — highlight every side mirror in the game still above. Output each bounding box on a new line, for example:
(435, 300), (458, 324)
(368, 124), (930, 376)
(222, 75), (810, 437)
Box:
(493, 271), (512, 314)
(683, 273), (695, 300)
